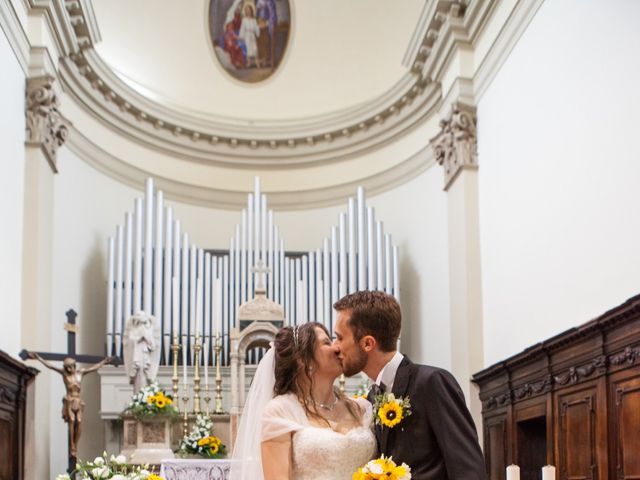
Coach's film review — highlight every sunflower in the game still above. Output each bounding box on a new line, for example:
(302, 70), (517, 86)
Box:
(147, 394), (157, 405)
(378, 401), (403, 428)
(210, 442), (219, 455)
(197, 437), (211, 447)
(148, 474), (163, 480)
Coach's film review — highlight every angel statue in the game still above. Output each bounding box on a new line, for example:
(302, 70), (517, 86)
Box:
(123, 311), (160, 393)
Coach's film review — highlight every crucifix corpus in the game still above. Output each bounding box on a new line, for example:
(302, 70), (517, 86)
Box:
(20, 309), (120, 473)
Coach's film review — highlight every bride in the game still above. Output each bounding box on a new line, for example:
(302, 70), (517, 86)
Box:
(230, 322), (376, 480)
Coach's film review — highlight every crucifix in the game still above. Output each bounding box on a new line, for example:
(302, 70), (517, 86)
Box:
(19, 309), (120, 473)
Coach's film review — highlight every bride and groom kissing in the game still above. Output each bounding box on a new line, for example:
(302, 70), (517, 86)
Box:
(231, 290), (486, 480)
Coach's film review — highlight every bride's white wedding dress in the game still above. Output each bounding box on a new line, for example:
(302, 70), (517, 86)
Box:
(263, 393), (376, 480)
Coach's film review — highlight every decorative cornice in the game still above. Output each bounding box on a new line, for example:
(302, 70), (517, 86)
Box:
(610, 346), (640, 366)
(0, 0), (30, 74)
(65, 127), (436, 210)
(25, 75), (71, 172)
(430, 103), (477, 190)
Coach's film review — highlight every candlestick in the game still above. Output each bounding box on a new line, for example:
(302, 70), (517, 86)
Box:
(181, 389), (189, 438)
(214, 332), (224, 414)
(339, 374), (346, 393)
(506, 465), (520, 480)
(192, 334), (202, 414)
(171, 333), (180, 412)
(204, 383), (211, 416)
(542, 465), (556, 480)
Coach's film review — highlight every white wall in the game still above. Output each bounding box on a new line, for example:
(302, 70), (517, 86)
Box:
(478, 0), (640, 366)
(0, 28), (25, 358)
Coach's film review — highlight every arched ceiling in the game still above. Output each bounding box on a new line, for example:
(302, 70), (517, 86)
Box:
(91, 0), (425, 121)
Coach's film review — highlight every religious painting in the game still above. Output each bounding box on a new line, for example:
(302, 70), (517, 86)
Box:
(209, 0), (291, 83)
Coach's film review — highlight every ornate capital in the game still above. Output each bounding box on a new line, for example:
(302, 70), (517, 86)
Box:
(430, 104), (477, 190)
(25, 76), (71, 172)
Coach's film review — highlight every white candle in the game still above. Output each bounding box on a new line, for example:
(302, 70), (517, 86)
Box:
(182, 335), (188, 389)
(203, 342), (209, 388)
(172, 277), (179, 337)
(542, 466), (555, 480)
(506, 465), (520, 480)
(195, 277), (202, 338)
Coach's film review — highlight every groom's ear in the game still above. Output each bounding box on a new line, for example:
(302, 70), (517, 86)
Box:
(360, 335), (377, 352)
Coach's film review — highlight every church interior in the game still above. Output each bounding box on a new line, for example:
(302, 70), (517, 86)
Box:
(1, 0), (640, 479)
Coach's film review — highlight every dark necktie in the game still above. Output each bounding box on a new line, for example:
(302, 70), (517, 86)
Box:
(369, 381), (387, 399)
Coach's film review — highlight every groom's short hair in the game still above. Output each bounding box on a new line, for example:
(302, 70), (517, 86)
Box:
(333, 290), (401, 352)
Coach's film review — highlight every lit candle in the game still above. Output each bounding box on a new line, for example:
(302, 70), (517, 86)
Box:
(542, 466), (556, 480)
(182, 334), (188, 389)
(172, 277), (179, 337)
(203, 342), (209, 388)
(506, 465), (520, 480)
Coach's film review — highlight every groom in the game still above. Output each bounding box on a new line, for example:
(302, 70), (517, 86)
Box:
(333, 291), (486, 480)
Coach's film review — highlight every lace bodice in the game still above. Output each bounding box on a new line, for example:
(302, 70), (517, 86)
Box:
(292, 425), (376, 480)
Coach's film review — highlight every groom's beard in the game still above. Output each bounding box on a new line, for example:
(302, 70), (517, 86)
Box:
(341, 346), (368, 377)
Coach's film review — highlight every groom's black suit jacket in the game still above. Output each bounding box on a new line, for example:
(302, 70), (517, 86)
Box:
(370, 356), (486, 480)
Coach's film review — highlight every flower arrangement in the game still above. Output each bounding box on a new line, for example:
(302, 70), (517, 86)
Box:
(353, 377), (371, 399)
(123, 382), (178, 421)
(373, 392), (412, 428)
(56, 453), (164, 480)
(353, 455), (411, 480)
(178, 413), (227, 458)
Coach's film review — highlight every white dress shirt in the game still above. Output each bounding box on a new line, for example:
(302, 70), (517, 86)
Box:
(372, 351), (404, 392)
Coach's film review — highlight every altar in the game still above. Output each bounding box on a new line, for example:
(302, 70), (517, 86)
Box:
(160, 458), (238, 480)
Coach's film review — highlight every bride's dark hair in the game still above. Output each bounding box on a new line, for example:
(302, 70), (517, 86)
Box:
(273, 322), (359, 424)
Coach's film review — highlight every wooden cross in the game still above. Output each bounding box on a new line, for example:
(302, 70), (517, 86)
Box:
(19, 309), (121, 473)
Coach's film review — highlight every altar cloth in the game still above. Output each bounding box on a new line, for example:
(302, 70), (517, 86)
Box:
(160, 458), (239, 480)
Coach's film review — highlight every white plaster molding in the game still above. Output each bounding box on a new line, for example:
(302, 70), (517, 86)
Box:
(25, 75), (71, 172)
(430, 103), (477, 190)
(473, 0), (545, 101)
(0, 0), (31, 73)
(65, 126), (435, 210)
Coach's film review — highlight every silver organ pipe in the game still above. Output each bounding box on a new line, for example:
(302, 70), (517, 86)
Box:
(105, 177), (400, 365)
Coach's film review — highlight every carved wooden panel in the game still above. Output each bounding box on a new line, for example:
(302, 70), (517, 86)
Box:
(484, 414), (507, 480)
(557, 388), (597, 480)
(611, 374), (640, 480)
(0, 418), (14, 480)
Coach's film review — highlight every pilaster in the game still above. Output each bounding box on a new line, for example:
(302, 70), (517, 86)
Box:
(430, 102), (484, 440)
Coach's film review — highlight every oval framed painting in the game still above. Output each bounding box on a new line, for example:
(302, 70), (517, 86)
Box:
(209, 0), (291, 83)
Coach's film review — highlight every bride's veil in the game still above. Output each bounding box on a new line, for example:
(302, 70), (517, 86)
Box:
(229, 346), (276, 480)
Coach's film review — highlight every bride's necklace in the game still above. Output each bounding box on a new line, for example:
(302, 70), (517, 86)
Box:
(314, 393), (338, 411)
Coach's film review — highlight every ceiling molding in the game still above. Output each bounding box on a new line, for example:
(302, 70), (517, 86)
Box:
(52, 1), (492, 168)
(65, 126), (436, 210)
(0, 0), (30, 74)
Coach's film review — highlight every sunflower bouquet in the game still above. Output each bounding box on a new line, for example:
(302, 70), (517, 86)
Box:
(178, 413), (227, 459)
(373, 392), (412, 428)
(353, 455), (411, 480)
(123, 382), (179, 421)
(56, 452), (164, 479)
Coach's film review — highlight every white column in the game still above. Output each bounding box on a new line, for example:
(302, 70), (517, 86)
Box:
(376, 222), (384, 290)
(153, 191), (163, 320)
(124, 212), (133, 322)
(323, 238), (330, 325)
(348, 198), (356, 293)
(173, 220), (181, 336)
(163, 208), (173, 363)
(106, 237), (115, 356)
(339, 214), (347, 298)
(331, 227), (338, 305)
(181, 234), (189, 339)
(114, 226), (124, 356)
(367, 207), (375, 290)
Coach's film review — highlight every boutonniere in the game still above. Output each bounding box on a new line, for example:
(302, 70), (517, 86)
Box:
(373, 392), (412, 428)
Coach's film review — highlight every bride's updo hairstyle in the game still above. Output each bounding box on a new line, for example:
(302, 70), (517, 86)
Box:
(273, 322), (358, 423)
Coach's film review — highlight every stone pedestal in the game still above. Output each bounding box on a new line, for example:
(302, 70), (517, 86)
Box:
(121, 416), (175, 465)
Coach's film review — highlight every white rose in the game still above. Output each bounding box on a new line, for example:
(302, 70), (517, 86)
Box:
(93, 456), (105, 466)
(55, 474), (71, 480)
(114, 454), (127, 464)
(368, 462), (384, 475)
(138, 469), (150, 478)
(91, 466), (110, 478)
(111, 475), (128, 480)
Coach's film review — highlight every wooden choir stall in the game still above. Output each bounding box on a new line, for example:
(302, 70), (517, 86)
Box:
(473, 294), (640, 480)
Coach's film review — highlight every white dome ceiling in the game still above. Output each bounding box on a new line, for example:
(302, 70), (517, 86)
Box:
(92, 0), (425, 121)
